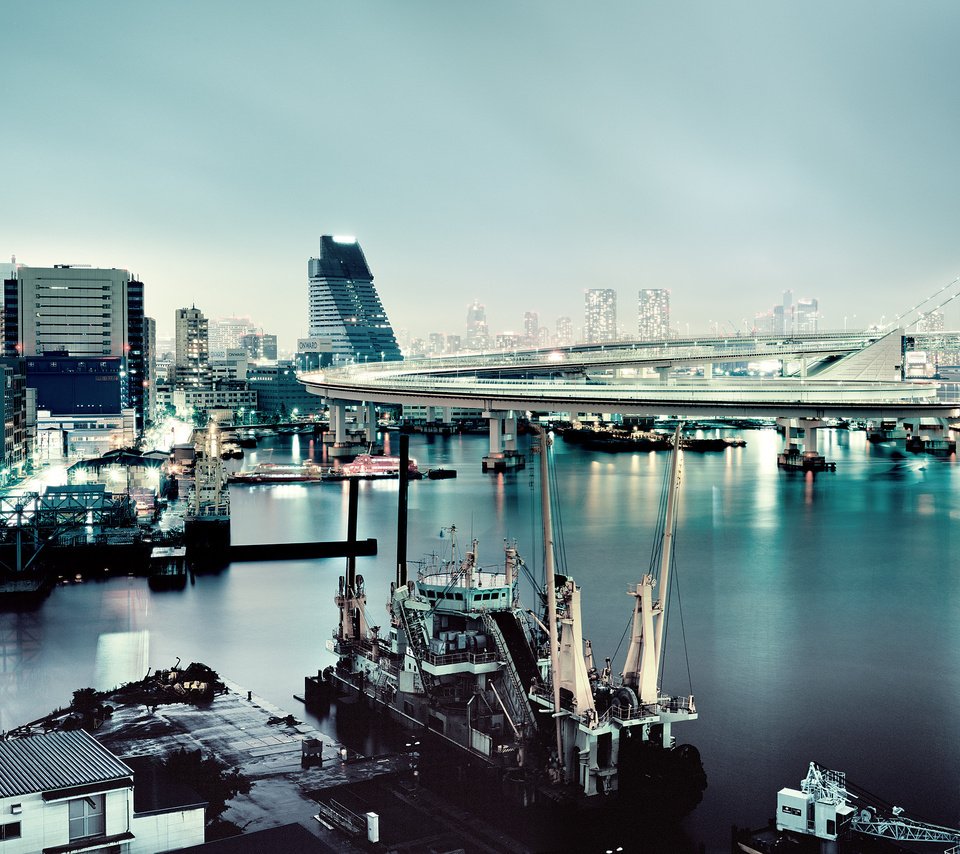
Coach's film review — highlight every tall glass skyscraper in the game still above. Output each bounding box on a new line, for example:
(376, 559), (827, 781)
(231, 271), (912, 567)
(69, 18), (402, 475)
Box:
(465, 300), (489, 350)
(584, 289), (617, 344)
(308, 236), (401, 363)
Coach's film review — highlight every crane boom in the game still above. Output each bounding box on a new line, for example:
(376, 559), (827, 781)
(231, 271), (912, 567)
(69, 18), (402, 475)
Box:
(775, 762), (960, 851)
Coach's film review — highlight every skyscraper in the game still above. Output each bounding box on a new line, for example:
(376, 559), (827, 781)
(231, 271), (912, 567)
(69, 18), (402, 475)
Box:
(3, 264), (147, 429)
(465, 301), (489, 351)
(555, 316), (573, 347)
(307, 236), (401, 363)
(637, 289), (670, 340)
(795, 298), (819, 333)
(584, 289), (617, 344)
(175, 307), (209, 387)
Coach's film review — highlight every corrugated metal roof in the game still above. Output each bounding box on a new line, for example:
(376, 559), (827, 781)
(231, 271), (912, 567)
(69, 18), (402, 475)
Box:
(0, 730), (132, 798)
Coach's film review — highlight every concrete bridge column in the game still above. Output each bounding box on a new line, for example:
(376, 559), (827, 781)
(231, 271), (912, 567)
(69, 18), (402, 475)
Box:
(703, 363), (713, 379)
(504, 412), (518, 452)
(481, 410), (526, 473)
(487, 412), (503, 454)
(364, 403), (377, 444)
(441, 406), (452, 424)
(333, 401), (347, 444)
(655, 366), (670, 384)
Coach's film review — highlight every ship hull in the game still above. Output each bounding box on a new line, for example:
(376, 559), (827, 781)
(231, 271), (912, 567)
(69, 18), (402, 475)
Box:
(183, 517), (230, 569)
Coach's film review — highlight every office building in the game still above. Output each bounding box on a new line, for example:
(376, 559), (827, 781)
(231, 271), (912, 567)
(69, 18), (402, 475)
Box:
(307, 235), (402, 364)
(465, 301), (489, 350)
(795, 298), (819, 333)
(248, 361), (324, 418)
(174, 307), (209, 387)
(239, 332), (278, 361)
(209, 315), (256, 353)
(3, 264), (147, 431)
(144, 316), (157, 425)
(638, 289), (670, 341)
(584, 289), (617, 344)
(556, 316), (573, 347)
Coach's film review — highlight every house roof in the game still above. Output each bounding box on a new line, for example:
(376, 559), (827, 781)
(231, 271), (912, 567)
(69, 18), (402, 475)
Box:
(0, 730), (132, 799)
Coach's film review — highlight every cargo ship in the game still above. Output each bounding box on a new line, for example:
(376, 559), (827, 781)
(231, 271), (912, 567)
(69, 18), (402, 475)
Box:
(312, 428), (705, 815)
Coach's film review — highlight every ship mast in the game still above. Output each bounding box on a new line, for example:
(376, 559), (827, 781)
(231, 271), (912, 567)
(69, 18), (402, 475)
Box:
(621, 423), (683, 703)
(538, 428), (565, 780)
(654, 423), (683, 668)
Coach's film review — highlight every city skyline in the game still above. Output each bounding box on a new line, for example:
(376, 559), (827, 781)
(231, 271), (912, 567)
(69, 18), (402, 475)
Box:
(7, 3), (960, 345)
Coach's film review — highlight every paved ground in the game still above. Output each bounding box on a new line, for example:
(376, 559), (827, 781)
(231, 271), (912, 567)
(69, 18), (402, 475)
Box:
(93, 678), (530, 853)
(95, 678), (402, 849)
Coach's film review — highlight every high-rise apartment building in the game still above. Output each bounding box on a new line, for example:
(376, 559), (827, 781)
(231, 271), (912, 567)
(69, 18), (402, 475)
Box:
(637, 289), (670, 340)
(307, 236), (401, 363)
(175, 307), (210, 387)
(917, 309), (944, 333)
(3, 264), (147, 430)
(466, 301), (489, 351)
(555, 316), (573, 347)
(584, 289), (617, 344)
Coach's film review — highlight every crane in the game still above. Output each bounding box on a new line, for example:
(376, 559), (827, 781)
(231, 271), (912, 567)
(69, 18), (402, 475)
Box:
(775, 761), (960, 852)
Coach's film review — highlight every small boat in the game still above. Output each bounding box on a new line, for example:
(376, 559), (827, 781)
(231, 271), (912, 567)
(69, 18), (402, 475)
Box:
(426, 468), (457, 480)
(148, 546), (187, 591)
(681, 437), (747, 451)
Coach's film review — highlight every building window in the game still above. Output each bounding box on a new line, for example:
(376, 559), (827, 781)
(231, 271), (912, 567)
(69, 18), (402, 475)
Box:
(69, 794), (105, 840)
(0, 822), (21, 840)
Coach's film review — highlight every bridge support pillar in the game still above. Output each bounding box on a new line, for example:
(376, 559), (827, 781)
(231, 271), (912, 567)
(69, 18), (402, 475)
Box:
(655, 366), (670, 384)
(327, 399), (365, 458)
(703, 363), (713, 379)
(481, 410), (526, 473)
(776, 418), (833, 472)
(364, 403), (377, 444)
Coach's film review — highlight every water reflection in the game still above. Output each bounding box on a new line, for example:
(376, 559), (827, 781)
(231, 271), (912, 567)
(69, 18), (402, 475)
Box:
(2, 430), (960, 851)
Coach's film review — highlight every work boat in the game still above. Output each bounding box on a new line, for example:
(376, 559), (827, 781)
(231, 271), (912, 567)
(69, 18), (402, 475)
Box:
(321, 427), (704, 809)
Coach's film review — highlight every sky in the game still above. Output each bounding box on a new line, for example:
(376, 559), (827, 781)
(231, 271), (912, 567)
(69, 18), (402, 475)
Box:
(6, 1), (960, 347)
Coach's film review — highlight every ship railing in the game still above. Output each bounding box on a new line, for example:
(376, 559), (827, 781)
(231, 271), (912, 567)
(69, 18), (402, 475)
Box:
(658, 694), (696, 714)
(422, 649), (499, 667)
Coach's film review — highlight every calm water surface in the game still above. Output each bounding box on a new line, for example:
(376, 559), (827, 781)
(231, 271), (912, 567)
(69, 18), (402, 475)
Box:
(2, 428), (959, 852)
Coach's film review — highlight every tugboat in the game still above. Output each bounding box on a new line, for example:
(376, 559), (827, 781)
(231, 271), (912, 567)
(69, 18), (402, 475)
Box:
(313, 427), (705, 817)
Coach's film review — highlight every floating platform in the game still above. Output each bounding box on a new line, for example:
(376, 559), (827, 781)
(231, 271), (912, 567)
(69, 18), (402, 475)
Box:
(481, 451), (526, 472)
(777, 450), (836, 472)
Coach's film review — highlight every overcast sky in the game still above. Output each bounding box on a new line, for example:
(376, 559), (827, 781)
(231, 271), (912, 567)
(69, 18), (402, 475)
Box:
(6, 1), (960, 346)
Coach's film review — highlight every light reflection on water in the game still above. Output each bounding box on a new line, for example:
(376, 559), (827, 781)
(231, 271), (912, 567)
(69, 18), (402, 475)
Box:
(0, 429), (958, 852)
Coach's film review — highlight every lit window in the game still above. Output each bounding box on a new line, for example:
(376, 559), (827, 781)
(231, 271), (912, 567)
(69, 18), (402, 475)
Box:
(69, 794), (105, 840)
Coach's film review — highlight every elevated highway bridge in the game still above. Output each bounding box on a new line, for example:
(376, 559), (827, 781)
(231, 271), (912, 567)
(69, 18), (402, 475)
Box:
(300, 329), (959, 421)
